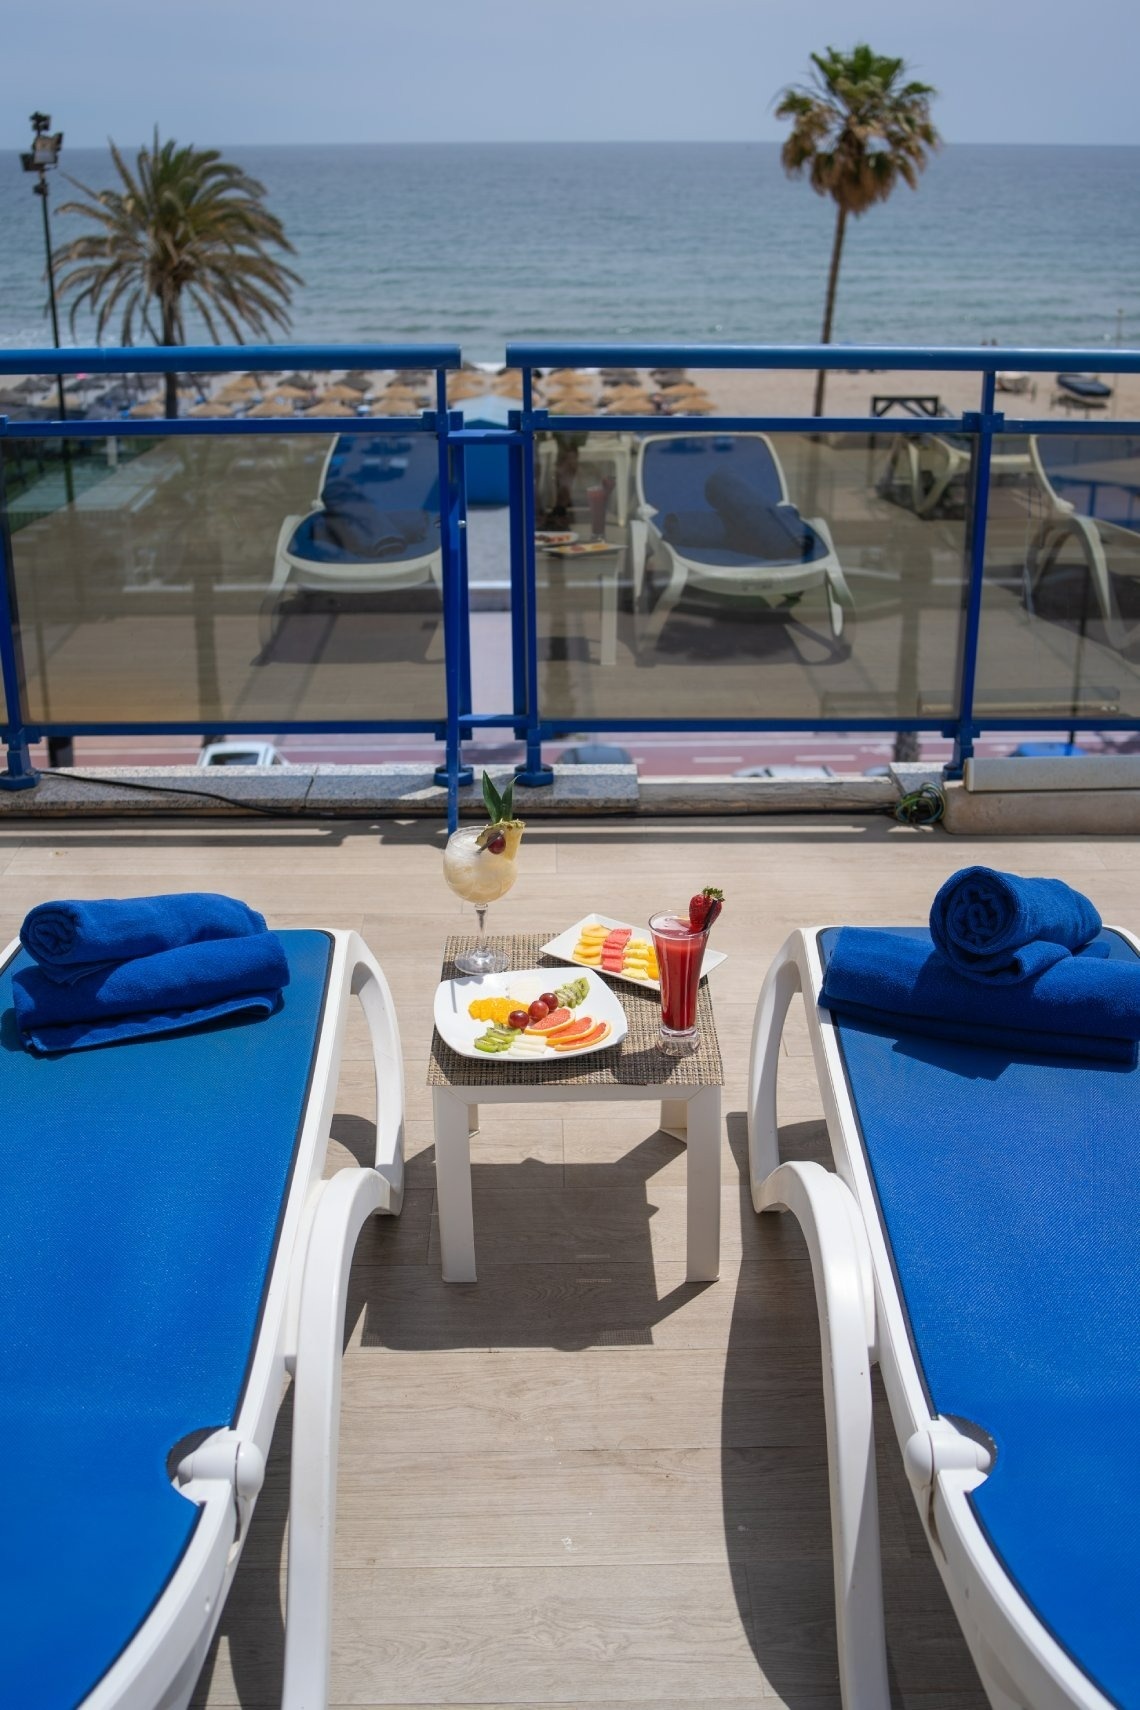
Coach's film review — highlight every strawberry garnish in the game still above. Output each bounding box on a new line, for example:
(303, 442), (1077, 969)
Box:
(689, 886), (725, 931)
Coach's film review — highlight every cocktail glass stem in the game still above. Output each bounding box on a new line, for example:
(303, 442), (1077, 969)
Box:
(455, 902), (509, 976)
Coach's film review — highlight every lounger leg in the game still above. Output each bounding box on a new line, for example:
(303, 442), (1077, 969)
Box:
(747, 936), (804, 1206)
(760, 1161), (888, 1710)
(282, 1166), (386, 1710)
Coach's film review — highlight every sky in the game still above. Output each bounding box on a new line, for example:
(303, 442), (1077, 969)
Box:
(2, 0), (1137, 149)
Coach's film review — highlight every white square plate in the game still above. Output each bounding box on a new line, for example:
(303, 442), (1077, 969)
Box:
(433, 966), (627, 1062)
(540, 913), (727, 992)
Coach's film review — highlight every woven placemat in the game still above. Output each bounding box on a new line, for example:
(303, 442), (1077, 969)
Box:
(428, 933), (723, 1088)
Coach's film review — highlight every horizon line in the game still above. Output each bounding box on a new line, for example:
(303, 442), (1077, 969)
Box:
(26, 135), (1140, 152)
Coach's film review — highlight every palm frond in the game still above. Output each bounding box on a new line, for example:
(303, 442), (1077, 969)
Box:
(52, 130), (302, 352)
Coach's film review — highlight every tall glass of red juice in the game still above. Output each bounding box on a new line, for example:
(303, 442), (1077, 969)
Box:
(649, 911), (709, 1054)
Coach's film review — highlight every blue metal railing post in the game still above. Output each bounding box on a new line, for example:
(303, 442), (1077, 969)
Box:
(434, 391), (473, 827)
(515, 368), (553, 786)
(0, 429), (38, 789)
(949, 372), (1002, 775)
(507, 409), (529, 740)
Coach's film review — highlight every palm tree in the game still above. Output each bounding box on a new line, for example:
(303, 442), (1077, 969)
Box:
(53, 133), (301, 417)
(776, 45), (940, 416)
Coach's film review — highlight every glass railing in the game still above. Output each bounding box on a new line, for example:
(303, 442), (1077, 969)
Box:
(2, 341), (1139, 823)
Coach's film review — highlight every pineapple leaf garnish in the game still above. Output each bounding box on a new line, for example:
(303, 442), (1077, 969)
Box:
(481, 770), (515, 824)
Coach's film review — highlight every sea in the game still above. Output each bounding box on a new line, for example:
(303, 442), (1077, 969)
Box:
(0, 142), (1137, 361)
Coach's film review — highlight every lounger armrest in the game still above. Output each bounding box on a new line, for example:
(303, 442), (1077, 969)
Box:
(281, 1165), (386, 1710)
(759, 1160), (889, 1710)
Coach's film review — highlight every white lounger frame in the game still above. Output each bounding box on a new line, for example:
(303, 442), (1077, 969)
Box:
(55, 929), (406, 1710)
(880, 431), (1030, 518)
(1024, 435), (1139, 654)
(629, 431), (855, 641)
(747, 927), (1123, 1710)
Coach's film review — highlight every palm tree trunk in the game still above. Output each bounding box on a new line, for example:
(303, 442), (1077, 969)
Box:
(161, 297), (179, 419)
(812, 204), (848, 418)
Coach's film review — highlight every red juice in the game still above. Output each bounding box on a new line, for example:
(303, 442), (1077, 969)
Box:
(650, 913), (707, 1036)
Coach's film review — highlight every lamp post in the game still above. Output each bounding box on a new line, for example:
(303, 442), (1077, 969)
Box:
(20, 113), (73, 765)
(20, 114), (67, 428)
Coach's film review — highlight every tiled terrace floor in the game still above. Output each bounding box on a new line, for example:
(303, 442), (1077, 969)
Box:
(4, 813), (1132, 1709)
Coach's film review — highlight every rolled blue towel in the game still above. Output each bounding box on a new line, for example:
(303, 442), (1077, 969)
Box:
(821, 927), (1139, 1064)
(20, 893), (267, 985)
(12, 934), (290, 1055)
(930, 866), (1102, 983)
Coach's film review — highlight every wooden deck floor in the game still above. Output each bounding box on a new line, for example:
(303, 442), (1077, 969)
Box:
(3, 813), (1131, 1709)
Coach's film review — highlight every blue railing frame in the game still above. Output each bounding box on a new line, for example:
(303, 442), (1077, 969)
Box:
(2, 341), (1140, 823)
(507, 343), (1140, 781)
(0, 344), (470, 809)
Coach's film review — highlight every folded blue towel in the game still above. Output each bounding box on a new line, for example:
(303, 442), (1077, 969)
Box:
(821, 928), (1139, 1064)
(21, 893), (267, 985)
(12, 935), (290, 1055)
(930, 866), (1102, 983)
(309, 492), (427, 560)
(704, 471), (816, 562)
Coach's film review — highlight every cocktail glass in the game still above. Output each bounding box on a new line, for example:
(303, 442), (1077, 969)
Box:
(443, 825), (519, 974)
(649, 911), (709, 1055)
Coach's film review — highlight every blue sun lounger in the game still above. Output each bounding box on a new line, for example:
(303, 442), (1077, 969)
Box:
(630, 433), (854, 640)
(270, 430), (442, 598)
(748, 924), (1140, 1710)
(1, 928), (405, 1710)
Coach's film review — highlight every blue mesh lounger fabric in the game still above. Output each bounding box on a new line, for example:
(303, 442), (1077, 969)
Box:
(0, 929), (334, 1710)
(819, 926), (1140, 1710)
(642, 435), (830, 571)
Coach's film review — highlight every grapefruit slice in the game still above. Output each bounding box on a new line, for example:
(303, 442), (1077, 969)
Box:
(552, 1020), (611, 1051)
(543, 1015), (595, 1042)
(526, 1007), (572, 1035)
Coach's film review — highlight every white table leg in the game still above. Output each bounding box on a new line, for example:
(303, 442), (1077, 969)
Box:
(660, 1099), (688, 1141)
(433, 1087), (477, 1283)
(600, 562), (618, 667)
(685, 1087), (721, 1282)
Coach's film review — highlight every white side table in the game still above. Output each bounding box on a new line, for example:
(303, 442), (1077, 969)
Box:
(429, 935), (724, 1285)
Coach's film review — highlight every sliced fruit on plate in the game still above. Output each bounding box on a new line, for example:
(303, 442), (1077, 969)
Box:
(543, 1015), (596, 1042)
(526, 1007), (572, 1034)
(551, 1020), (612, 1051)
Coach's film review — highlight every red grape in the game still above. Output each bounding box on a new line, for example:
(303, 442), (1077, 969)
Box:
(539, 991), (559, 1010)
(487, 832), (506, 854)
(528, 999), (549, 1022)
(508, 1009), (529, 1031)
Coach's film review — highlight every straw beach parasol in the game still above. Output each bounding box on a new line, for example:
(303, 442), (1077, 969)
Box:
(447, 372), (488, 403)
(320, 382), (369, 404)
(246, 397), (295, 417)
(303, 398), (355, 417)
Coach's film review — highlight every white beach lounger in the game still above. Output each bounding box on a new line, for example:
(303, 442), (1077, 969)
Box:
(2, 927), (405, 1710)
(747, 925), (1140, 1710)
(629, 433), (854, 641)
